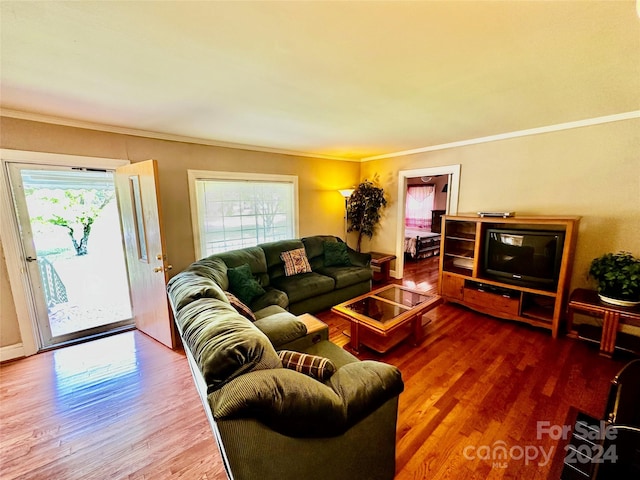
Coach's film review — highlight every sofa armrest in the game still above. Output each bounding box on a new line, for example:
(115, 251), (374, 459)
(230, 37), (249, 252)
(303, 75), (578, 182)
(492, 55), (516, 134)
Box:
(328, 361), (404, 423)
(209, 361), (403, 437)
(347, 247), (372, 267)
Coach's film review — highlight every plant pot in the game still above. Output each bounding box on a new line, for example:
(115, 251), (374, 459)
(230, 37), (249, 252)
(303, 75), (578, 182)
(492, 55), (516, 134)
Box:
(598, 294), (640, 308)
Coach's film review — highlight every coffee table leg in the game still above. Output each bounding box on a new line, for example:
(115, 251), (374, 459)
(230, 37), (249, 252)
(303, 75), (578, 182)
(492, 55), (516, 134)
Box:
(412, 315), (424, 346)
(350, 322), (360, 353)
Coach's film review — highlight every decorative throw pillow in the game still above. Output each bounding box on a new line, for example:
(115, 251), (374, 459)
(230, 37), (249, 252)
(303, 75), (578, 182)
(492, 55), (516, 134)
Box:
(278, 350), (336, 382)
(224, 291), (256, 321)
(323, 241), (351, 267)
(280, 248), (312, 276)
(226, 263), (266, 306)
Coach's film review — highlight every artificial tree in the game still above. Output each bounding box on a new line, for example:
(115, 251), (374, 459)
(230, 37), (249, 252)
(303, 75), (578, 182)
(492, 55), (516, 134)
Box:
(346, 179), (387, 252)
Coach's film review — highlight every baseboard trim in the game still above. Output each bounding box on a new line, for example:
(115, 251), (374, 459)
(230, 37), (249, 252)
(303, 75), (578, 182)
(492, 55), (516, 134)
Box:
(0, 343), (25, 363)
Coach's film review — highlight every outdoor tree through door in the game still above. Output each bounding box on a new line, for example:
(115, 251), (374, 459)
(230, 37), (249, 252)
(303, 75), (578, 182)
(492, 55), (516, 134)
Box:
(116, 160), (175, 349)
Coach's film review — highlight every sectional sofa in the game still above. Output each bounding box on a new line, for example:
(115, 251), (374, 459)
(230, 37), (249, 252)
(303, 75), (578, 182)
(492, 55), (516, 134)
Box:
(167, 235), (405, 480)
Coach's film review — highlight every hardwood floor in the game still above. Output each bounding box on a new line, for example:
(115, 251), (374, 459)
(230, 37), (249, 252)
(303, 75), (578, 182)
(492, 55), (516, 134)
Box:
(1, 256), (633, 479)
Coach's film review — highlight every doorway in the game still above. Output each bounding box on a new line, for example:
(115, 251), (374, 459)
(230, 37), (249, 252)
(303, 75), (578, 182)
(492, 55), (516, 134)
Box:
(395, 165), (461, 279)
(6, 163), (133, 348)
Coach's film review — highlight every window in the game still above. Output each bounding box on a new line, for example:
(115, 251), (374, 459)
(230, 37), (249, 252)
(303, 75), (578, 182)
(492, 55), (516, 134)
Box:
(405, 185), (435, 229)
(188, 170), (298, 258)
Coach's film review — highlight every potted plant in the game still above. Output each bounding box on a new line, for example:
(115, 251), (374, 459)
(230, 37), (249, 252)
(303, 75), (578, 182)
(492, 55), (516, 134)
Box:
(588, 251), (640, 306)
(346, 179), (387, 252)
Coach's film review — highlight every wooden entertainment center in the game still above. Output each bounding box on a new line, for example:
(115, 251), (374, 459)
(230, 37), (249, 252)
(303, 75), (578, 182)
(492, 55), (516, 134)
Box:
(438, 215), (580, 338)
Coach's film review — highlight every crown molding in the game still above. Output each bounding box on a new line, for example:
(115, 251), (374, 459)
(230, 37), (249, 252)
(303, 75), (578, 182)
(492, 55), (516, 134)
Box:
(0, 108), (356, 162)
(3, 108), (638, 164)
(361, 111), (640, 162)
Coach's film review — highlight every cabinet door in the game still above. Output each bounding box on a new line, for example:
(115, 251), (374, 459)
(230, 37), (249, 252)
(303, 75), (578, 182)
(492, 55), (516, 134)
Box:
(441, 273), (465, 300)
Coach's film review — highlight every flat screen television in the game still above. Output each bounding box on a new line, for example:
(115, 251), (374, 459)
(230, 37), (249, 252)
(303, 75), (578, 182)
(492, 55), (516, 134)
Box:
(482, 228), (565, 290)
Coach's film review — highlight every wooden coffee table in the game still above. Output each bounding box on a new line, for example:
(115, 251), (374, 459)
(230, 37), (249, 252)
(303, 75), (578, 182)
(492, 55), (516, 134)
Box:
(331, 284), (442, 353)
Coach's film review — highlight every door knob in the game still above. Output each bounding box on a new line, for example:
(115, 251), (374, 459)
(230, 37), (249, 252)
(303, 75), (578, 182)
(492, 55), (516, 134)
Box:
(25, 256), (37, 262)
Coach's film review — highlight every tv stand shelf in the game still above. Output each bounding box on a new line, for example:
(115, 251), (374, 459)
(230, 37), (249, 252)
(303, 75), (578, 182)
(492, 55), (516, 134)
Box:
(438, 215), (580, 338)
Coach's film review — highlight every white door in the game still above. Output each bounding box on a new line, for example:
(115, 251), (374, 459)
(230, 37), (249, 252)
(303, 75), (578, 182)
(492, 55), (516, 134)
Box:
(6, 163), (134, 348)
(115, 160), (176, 349)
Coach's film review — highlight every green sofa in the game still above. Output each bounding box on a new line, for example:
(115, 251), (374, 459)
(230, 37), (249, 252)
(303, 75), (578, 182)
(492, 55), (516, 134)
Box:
(206, 235), (373, 315)
(167, 236), (404, 480)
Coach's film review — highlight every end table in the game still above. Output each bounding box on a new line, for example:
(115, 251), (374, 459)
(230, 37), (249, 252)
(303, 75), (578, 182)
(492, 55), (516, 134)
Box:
(369, 252), (396, 283)
(567, 288), (640, 357)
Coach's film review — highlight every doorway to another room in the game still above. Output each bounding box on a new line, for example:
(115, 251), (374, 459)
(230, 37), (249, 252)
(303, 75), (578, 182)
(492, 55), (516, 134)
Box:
(395, 165), (460, 279)
(404, 174), (448, 262)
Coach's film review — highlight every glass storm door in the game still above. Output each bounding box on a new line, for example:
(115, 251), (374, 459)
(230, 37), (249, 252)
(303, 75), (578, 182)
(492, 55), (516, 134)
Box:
(7, 163), (133, 348)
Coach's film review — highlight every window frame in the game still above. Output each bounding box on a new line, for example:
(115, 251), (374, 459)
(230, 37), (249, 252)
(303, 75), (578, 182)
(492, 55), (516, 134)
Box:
(187, 170), (299, 259)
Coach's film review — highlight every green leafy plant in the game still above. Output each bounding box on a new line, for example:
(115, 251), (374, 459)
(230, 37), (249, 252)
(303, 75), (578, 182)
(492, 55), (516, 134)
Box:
(346, 179), (387, 252)
(588, 251), (640, 302)
(27, 188), (115, 256)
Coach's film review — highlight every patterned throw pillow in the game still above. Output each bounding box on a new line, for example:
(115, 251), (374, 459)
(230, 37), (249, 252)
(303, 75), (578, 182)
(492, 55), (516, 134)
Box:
(280, 248), (312, 276)
(278, 350), (336, 382)
(224, 291), (256, 321)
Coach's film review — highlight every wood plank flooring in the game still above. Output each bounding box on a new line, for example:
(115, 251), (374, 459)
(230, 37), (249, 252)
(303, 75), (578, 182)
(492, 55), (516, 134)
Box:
(1, 256), (634, 479)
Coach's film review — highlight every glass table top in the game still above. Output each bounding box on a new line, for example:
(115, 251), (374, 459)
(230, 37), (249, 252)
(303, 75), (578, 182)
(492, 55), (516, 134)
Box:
(374, 286), (431, 308)
(341, 285), (436, 326)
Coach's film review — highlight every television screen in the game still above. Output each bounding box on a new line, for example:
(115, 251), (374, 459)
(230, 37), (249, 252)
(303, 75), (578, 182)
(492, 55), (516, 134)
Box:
(483, 228), (564, 289)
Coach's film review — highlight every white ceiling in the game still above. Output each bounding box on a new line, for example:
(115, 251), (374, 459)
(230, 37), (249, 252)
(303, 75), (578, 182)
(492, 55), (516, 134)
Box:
(1, 1), (639, 161)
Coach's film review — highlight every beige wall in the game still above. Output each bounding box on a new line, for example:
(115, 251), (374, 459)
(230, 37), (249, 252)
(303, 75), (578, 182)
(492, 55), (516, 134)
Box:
(0, 117), (360, 347)
(361, 118), (640, 290)
(2, 116), (638, 350)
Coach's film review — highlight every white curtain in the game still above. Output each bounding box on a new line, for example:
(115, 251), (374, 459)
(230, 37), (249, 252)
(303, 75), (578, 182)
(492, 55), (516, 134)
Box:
(405, 185), (435, 228)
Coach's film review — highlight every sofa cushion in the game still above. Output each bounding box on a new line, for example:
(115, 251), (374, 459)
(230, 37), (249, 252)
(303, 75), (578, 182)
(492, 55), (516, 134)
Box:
(253, 312), (307, 347)
(253, 304), (290, 319)
(175, 298), (281, 391)
(227, 263), (266, 305)
(302, 235), (338, 270)
(302, 235), (336, 259)
(251, 288), (289, 311)
(315, 266), (373, 289)
(224, 291), (256, 321)
(280, 248), (312, 276)
(188, 257), (229, 290)
(278, 350), (336, 382)
(271, 272), (335, 304)
(167, 271), (229, 311)
(261, 239), (305, 280)
(323, 241), (351, 267)
(215, 247), (269, 288)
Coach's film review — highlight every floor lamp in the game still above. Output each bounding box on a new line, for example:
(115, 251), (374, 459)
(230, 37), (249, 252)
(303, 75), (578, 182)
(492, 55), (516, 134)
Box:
(338, 189), (354, 245)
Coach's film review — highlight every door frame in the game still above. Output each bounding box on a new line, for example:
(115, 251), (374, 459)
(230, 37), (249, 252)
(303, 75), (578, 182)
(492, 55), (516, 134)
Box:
(394, 164), (461, 279)
(0, 149), (129, 357)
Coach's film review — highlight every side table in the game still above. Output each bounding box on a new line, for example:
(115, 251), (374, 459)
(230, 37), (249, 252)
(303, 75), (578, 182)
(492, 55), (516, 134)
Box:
(369, 252), (396, 283)
(567, 288), (640, 357)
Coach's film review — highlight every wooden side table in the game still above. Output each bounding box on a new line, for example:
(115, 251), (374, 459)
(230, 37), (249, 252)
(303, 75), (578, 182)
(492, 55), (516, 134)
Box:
(369, 252), (396, 283)
(567, 288), (640, 357)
